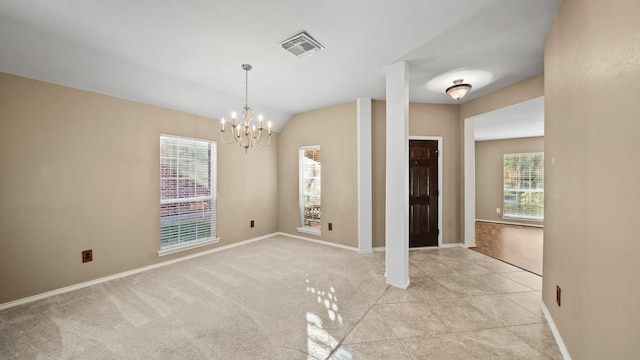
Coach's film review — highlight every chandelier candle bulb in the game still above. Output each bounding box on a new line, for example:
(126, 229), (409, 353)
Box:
(268, 121), (272, 135)
(220, 118), (225, 131)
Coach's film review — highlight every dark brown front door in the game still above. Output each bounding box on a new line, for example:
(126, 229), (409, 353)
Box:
(409, 140), (439, 247)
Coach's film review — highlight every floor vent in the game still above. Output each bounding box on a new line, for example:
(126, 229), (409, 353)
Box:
(280, 31), (324, 59)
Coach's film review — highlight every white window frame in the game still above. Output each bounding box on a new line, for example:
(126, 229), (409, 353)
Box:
(297, 145), (322, 236)
(159, 135), (218, 256)
(503, 152), (544, 221)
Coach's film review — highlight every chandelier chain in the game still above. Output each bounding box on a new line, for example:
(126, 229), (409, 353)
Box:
(245, 67), (249, 108)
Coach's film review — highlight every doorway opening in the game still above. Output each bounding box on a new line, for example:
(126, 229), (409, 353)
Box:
(463, 96), (544, 274)
(409, 137), (442, 247)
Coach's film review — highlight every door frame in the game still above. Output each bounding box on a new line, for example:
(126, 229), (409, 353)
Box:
(409, 136), (443, 247)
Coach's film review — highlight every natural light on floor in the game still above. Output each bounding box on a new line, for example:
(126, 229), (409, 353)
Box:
(305, 279), (347, 359)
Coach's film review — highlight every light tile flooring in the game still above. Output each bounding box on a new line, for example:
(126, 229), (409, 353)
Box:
(329, 248), (562, 360)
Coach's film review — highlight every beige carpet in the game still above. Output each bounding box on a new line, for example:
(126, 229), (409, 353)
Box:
(0, 236), (388, 359)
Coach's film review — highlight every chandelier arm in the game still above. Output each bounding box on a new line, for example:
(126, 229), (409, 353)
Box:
(241, 131), (251, 149)
(258, 134), (271, 146)
(220, 129), (237, 144)
(253, 128), (262, 142)
(251, 130), (258, 147)
(235, 126), (245, 142)
(250, 129), (258, 147)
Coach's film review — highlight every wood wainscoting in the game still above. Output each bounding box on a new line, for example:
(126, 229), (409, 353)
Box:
(473, 221), (543, 276)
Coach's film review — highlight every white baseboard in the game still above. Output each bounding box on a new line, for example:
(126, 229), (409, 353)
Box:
(374, 243), (465, 252)
(542, 302), (572, 360)
(0, 233), (278, 311)
(441, 243), (464, 248)
(386, 278), (410, 289)
(409, 246), (439, 251)
(277, 232), (360, 252)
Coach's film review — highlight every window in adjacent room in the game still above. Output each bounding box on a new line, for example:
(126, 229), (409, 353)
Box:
(159, 135), (217, 256)
(503, 152), (544, 221)
(298, 146), (321, 235)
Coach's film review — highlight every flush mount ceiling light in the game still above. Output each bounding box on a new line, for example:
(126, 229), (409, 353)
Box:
(219, 64), (271, 153)
(445, 79), (472, 100)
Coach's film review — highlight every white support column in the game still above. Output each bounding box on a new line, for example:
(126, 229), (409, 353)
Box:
(357, 98), (373, 253)
(385, 62), (410, 289)
(464, 117), (476, 247)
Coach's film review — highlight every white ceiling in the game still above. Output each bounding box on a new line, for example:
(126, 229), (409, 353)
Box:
(474, 96), (545, 141)
(0, 0), (560, 131)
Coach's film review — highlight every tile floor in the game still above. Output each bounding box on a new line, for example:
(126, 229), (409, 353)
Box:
(329, 248), (562, 360)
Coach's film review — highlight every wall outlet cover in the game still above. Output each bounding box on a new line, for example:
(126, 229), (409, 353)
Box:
(82, 249), (93, 263)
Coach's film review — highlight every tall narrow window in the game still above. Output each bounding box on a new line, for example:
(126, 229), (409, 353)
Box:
(503, 152), (544, 221)
(159, 135), (217, 256)
(298, 146), (321, 235)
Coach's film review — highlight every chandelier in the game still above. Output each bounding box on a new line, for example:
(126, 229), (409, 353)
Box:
(445, 79), (472, 100)
(220, 64), (272, 152)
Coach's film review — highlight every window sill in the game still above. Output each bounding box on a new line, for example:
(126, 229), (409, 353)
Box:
(297, 227), (322, 236)
(158, 237), (219, 257)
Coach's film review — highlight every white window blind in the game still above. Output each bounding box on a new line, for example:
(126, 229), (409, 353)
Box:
(160, 135), (217, 253)
(298, 146), (321, 234)
(503, 152), (544, 220)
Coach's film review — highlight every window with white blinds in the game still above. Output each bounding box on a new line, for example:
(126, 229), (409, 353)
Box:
(159, 135), (217, 255)
(503, 152), (544, 221)
(298, 146), (321, 235)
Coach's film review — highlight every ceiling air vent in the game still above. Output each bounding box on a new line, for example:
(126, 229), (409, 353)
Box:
(280, 31), (324, 59)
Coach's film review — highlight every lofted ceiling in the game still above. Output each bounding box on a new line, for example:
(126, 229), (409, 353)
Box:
(0, 0), (560, 131)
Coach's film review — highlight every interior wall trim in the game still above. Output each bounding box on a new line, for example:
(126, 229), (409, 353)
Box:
(476, 219), (544, 228)
(542, 302), (572, 360)
(0, 233), (278, 311)
(373, 243), (463, 251)
(386, 277), (410, 289)
(440, 243), (465, 248)
(278, 232), (360, 252)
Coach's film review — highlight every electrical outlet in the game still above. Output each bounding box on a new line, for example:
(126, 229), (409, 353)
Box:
(250, 220), (255, 228)
(328, 223), (333, 231)
(556, 285), (561, 307)
(496, 208), (501, 214)
(82, 249), (93, 263)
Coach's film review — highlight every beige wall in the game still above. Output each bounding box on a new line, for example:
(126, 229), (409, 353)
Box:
(460, 74), (544, 120)
(475, 136), (544, 226)
(277, 102), (358, 248)
(543, 0), (640, 358)
(280, 99), (460, 249)
(372, 101), (461, 247)
(409, 103), (462, 245)
(0, 73), (279, 304)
